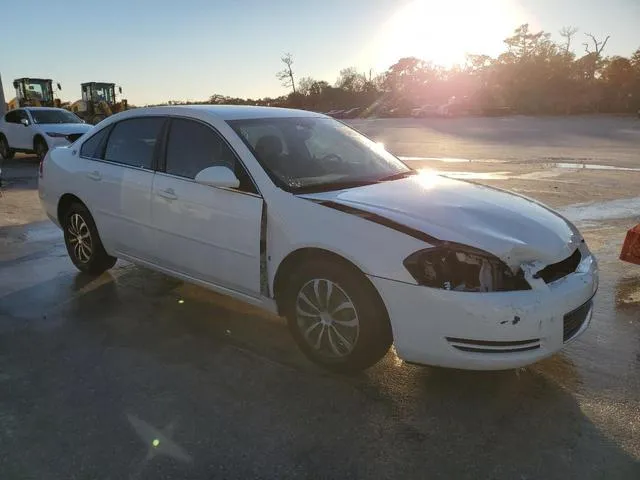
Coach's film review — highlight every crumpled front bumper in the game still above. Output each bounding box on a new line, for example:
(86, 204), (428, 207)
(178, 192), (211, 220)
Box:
(369, 249), (598, 370)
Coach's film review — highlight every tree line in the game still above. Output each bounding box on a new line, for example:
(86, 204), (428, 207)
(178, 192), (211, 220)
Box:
(164, 24), (640, 116)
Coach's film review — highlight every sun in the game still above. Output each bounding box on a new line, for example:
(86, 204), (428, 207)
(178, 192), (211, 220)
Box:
(372, 0), (527, 69)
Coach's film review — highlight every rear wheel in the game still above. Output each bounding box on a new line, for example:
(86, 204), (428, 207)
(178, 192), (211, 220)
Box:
(0, 135), (15, 160)
(63, 203), (117, 274)
(283, 259), (392, 373)
(34, 137), (48, 161)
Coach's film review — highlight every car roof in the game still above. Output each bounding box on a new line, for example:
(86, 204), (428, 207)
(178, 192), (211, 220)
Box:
(24, 107), (68, 112)
(119, 105), (326, 121)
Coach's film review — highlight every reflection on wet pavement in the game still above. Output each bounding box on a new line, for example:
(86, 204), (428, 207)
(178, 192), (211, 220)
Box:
(615, 276), (640, 309)
(426, 170), (512, 180)
(546, 162), (640, 172)
(127, 413), (191, 479)
(1, 203), (639, 477)
(400, 156), (507, 163)
(559, 197), (640, 224)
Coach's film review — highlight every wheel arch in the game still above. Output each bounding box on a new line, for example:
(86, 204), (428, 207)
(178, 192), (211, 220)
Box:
(272, 247), (379, 315)
(57, 193), (86, 225)
(33, 133), (47, 149)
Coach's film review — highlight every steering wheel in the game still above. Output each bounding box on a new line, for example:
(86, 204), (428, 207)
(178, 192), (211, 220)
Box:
(320, 153), (345, 164)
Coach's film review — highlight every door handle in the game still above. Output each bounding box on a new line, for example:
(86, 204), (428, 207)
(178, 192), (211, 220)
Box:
(157, 188), (177, 200)
(87, 171), (101, 181)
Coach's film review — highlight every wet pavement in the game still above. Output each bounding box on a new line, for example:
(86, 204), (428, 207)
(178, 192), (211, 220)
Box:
(1, 116), (640, 479)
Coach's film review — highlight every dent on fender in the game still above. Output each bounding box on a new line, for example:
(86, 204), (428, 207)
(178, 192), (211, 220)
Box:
(309, 198), (532, 292)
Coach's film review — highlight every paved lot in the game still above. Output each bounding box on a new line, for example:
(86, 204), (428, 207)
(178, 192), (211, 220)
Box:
(1, 116), (639, 479)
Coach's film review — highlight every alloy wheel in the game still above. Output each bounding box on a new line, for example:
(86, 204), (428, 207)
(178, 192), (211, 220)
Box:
(67, 213), (93, 263)
(295, 278), (360, 358)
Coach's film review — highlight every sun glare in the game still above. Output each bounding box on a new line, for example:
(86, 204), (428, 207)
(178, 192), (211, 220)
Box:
(373, 0), (527, 69)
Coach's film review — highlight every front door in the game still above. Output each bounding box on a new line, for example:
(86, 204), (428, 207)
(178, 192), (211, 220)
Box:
(150, 117), (263, 296)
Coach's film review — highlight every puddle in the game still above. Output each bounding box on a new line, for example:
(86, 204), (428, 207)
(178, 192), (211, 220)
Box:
(558, 197), (640, 223)
(616, 277), (640, 308)
(544, 162), (640, 172)
(402, 157), (640, 173)
(416, 168), (510, 180)
(400, 156), (505, 163)
(439, 171), (510, 180)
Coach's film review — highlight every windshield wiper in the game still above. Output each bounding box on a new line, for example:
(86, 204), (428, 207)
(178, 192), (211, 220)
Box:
(293, 179), (379, 194)
(377, 170), (417, 182)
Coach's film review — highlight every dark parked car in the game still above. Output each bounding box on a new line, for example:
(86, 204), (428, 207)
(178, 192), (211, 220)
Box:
(327, 109), (345, 118)
(341, 107), (361, 119)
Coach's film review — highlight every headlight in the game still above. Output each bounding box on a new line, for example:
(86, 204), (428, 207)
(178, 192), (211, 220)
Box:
(45, 132), (68, 138)
(403, 245), (530, 292)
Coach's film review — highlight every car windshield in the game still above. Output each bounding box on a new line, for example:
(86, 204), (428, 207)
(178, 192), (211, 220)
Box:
(228, 117), (412, 193)
(30, 109), (83, 124)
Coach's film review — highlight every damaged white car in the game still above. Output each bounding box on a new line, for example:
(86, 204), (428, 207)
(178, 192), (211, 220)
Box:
(38, 106), (598, 372)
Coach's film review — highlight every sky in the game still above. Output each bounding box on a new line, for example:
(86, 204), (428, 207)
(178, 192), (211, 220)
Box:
(1, 0), (638, 105)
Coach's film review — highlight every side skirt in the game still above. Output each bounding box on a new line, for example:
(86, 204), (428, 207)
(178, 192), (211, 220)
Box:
(117, 252), (279, 315)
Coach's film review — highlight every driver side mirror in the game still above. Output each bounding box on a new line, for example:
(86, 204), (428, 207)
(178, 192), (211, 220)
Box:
(20, 118), (30, 127)
(194, 166), (239, 189)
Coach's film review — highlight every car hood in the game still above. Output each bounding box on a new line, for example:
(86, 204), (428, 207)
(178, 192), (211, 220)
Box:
(300, 173), (581, 269)
(37, 123), (93, 134)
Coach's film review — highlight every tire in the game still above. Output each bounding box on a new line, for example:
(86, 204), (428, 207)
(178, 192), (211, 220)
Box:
(282, 259), (393, 373)
(34, 136), (48, 161)
(0, 135), (15, 160)
(62, 203), (117, 274)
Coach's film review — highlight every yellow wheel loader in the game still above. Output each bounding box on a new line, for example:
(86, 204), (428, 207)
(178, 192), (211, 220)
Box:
(8, 78), (62, 109)
(70, 82), (127, 124)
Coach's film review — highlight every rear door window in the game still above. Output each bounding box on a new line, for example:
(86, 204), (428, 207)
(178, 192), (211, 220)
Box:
(104, 117), (165, 169)
(5, 111), (19, 123)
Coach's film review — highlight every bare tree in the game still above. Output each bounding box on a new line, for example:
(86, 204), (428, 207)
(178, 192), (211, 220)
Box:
(276, 53), (296, 93)
(583, 32), (610, 56)
(582, 33), (611, 79)
(559, 26), (578, 54)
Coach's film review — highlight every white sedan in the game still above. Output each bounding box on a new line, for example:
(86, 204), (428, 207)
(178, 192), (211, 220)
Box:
(0, 107), (92, 161)
(38, 105), (598, 372)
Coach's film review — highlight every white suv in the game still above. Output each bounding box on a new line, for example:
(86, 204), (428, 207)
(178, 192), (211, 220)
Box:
(38, 105), (597, 372)
(0, 107), (92, 161)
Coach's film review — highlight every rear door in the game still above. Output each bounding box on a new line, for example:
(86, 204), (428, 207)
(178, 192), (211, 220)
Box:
(150, 117), (263, 296)
(77, 116), (166, 260)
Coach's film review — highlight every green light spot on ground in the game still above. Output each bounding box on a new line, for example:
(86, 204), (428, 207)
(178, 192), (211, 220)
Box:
(152, 439), (160, 447)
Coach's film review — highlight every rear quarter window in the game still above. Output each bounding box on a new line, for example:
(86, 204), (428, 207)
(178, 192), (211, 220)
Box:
(80, 127), (111, 159)
(4, 111), (19, 123)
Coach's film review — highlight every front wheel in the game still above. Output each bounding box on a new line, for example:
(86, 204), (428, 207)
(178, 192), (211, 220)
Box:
(34, 137), (48, 161)
(283, 259), (392, 373)
(63, 203), (117, 274)
(0, 135), (15, 160)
